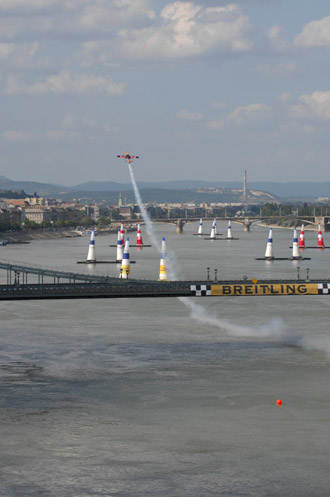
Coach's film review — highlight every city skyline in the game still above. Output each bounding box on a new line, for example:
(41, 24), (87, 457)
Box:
(1, 1), (330, 185)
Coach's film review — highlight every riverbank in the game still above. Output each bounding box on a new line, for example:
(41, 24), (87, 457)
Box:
(0, 224), (137, 244)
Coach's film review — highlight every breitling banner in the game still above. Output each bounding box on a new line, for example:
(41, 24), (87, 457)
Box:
(190, 283), (329, 297)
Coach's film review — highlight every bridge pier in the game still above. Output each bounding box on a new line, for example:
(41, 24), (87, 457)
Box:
(176, 219), (184, 234)
(315, 216), (330, 232)
(243, 218), (251, 232)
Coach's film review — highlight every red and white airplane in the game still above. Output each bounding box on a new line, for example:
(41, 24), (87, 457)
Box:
(117, 152), (139, 164)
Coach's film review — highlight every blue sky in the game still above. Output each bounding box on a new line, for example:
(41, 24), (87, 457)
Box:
(1, 0), (330, 185)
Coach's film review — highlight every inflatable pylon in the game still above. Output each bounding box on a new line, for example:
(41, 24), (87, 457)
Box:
(227, 219), (233, 239)
(136, 222), (143, 246)
(120, 223), (125, 246)
(264, 228), (274, 259)
(214, 218), (218, 235)
(298, 223), (305, 248)
(198, 218), (203, 235)
(318, 223), (325, 248)
(158, 237), (168, 281)
(116, 227), (123, 262)
(86, 228), (96, 262)
(119, 237), (130, 279)
(292, 227), (301, 259)
(210, 219), (216, 239)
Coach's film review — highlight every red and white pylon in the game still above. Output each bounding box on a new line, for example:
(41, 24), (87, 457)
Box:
(318, 223), (325, 248)
(136, 222), (143, 246)
(120, 223), (125, 246)
(298, 223), (305, 248)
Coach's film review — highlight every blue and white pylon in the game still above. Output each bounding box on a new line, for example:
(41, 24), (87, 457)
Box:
(227, 219), (233, 239)
(292, 227), (301, 259)
(210, 218), (216, 239)
(119, 237), (130, 279)
(116, 227), (123, 262)
(158, 237), (168, 281)
(86, 228), (96, 263)
(264, 227), (274, 259)
(198, 218), (203, 235)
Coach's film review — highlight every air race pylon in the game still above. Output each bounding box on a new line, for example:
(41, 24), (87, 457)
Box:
(318, 223), (325, 248)
(227, 219), (233, 239)
(86, 228), (96, 263)
(198, 218), (203, 235)
(298, 223), (305, 248)
(136, 222), (143, 246)
(119, 237), (130, 279)
(116, 228), (123, 262)
(158, 237), (168, 281)
(120, 223), (125, 246)
(210, 219), (216, 239)
(265, 228), (274, 259)
(292, 227), (301, 259)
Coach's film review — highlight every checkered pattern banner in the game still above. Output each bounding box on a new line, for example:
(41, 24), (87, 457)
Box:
(190, 284), (211, 296)
(318, 283), (330, 294)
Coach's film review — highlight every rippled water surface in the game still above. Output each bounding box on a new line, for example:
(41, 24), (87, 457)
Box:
(1, 222), (330, 496)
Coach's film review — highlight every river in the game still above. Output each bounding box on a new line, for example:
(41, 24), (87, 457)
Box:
(0, 221), (330, 496)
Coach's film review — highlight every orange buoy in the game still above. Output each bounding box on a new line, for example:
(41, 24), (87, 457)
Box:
(276, 399), (282, 405)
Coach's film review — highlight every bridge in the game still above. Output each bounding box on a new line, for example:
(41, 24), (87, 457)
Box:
(0, 261), (329, 301)
(133, 216), (329, 233)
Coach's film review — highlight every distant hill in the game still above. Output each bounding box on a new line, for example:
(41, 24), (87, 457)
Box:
(0, 175), (330, 200)
(72, 180), (330, 199)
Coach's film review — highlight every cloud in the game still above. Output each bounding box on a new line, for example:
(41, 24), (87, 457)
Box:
(61, 113), (76, 129)
(266, 25), (289, 51)
(0, 0), (59, 11)
(2, 130), (35, 142)
(176, 109), (204, 120)
(0, 42), (48, 69)
(294, 16), (330, 48)
(277, 92), (293, 103)
(4, 71), (126, 96)
(291, 90), (330, 120)
(227, 103), (272, 125)
(79, 2), (253, 64)
(207, 119), (225, 130)
(46, 130), (80, 141)
(82, 116), (96, 128)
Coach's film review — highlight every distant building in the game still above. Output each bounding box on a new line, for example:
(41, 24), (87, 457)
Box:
(119, 206), (132, 218)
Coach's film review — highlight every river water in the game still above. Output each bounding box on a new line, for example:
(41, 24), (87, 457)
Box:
(1, 221), (330, 496)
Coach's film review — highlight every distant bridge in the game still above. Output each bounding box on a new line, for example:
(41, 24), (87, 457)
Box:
(127, 216), (329, 233)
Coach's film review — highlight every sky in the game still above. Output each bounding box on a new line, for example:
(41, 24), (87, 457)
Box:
(1, 0), (330, 186)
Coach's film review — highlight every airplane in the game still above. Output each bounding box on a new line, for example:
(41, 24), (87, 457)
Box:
(117, 152), (139, 164)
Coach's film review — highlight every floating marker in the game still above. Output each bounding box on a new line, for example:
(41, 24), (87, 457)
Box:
(298, 223), (305, 248)
(86, 228), (96, 263)
(292, 227), (301, 259)
(317, 223), (325, 248)
(210, 219), (216, 239)
(119, 237), (130, 279)
(116, 228), (123, 262)
(276, 399), (282, 406)
(227, 219), (233, 240)
(198, 218), (203, 236)
(120, 223), (125, 246)
(158, 237), (168, 281)
(136, 222), (143, 246)
(264, 228), (274, 259)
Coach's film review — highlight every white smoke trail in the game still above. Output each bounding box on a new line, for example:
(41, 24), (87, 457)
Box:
(178, 297), (288, 338)
(128, 163), (179, 280)
(128, 163), (288, 340)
